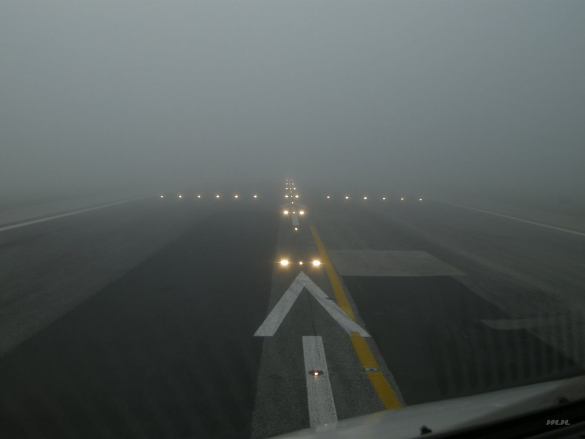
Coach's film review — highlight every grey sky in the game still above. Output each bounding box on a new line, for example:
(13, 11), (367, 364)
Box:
(2, 1), (584, 200)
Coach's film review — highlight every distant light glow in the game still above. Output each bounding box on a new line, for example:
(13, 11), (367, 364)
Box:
(312, 260), (321, 267)
(326, 195), (331, 199)
(363, 196), (368, 200)
(299, 261), (303, 265)
(400, 197), (404, 201)
(285, 195), (289, 198)
(283, 210), (289, 215)
(216, 195), (220, 198)
(197, 195), (201, 198)
(253, 195), (258, 198)
(294, 227), (298, 231)
(419, 198), (423, 201)
(295, 195), (299, 198)
(299, 210), (305, 215)
(178, 195), (182, 198)
(234, 195), (239, 198)
(280, 259), (289, 267)
(382, 197), (386, 200)
(345, 196), (349, 200)
(160, 195), (164, 198)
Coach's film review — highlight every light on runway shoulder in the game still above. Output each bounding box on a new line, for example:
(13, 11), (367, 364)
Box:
(299, 210), (305, 215)
(312, 260), (321, 267)
(285, 195), (289, 198)
(283, 210), (289, 215)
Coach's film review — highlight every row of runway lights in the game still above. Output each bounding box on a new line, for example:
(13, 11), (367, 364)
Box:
(160, 194), (258, 199)
(159, 194), (422, 201)
(325, 195), (423, 201)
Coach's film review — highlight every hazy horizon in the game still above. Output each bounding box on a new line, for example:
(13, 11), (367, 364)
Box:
(2, 1), (584, 203)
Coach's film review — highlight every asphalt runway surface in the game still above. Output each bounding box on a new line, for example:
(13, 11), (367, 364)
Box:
(0, 188), (584, 438)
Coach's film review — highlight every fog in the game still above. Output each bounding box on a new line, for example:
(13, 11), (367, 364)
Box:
(2, 1), (584, 203)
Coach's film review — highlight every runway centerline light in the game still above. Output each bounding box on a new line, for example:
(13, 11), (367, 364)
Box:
(280, 259), (289, 267)
(312, 260), (321, 267)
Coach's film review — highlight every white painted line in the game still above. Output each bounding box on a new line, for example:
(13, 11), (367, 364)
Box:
(482, 315), (567, 330)
(436, 200), (585, 237)
(254, 272), (370, 337)
(303, 336), (338, 427)
(254, 274), (306, 337)
(0, 196), (151, 233)
(298, 272), (370, 337)
(291, 214), (299, 226)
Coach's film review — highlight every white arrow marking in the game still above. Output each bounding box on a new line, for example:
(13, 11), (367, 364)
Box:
(254, 271), (369, 337)
(303, 336), (337, 426)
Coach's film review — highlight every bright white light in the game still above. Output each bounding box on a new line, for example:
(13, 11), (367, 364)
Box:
(299, 261), (303, 265)
(280, 259), (289, 267)
(419, 198), (423, 201)
(197, 195), (201, 198)
(285, 195), (289, 198)
(363, 196), (368, 200)
(400, 197), (404, 201)
(326, 195), (331, 199)
(283, 210), (289, 215)
(294, 227), (298, 231)
(312, 260), (321, 267)
(382, 197), (386, 200)
(160, 195), (164, 198)
(299, 210), (305, 215)
(291, 201), (294, 204)
(216, 195), (220, 198)
(345, 196), (349, 200)
(234, 195), (239, 198)
(295, 195), (299, 198)
(293, 211), (296, 214)
(253, 195), (258, 198)
(178, 195), (183, 198)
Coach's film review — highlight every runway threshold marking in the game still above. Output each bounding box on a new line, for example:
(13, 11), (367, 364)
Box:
(436, 200), (585, 238)
(0, 195), (151, 233)
(303, 336), (338, 427)
(310, 225), (402, 410)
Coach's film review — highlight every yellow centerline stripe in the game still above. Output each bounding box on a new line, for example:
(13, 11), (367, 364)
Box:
(310, 226), (356, 320)
(310, 225), (402, 410)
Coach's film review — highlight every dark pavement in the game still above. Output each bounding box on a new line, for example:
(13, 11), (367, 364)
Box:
(0, 190), (584, 438)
